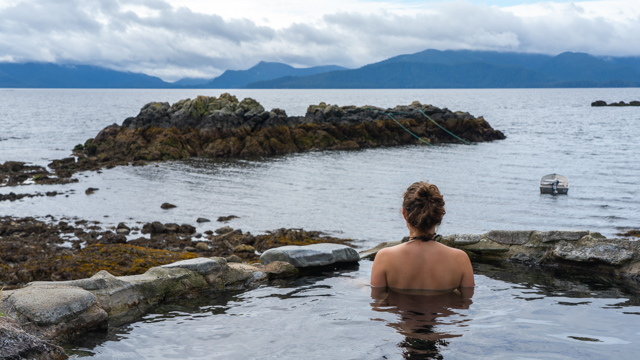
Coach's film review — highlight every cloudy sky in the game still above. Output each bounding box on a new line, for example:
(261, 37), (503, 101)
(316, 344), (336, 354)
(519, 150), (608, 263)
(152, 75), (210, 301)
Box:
(0, 0), (638, 81)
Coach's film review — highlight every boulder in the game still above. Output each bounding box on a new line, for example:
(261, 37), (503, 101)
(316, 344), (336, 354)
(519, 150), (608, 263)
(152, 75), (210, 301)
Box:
(264, 261), (298, 278)
(215, 226), (234, 235)
(260, 243), (359, 267)
(3, 285), (107, 327)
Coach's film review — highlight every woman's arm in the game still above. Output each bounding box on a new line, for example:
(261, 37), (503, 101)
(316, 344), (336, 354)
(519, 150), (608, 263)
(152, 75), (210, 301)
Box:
(370, 248), (389, 288)
(458, 250), (475, 288)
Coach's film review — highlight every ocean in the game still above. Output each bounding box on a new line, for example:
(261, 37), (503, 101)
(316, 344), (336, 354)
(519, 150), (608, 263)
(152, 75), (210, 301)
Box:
(2, 88), (639, 358)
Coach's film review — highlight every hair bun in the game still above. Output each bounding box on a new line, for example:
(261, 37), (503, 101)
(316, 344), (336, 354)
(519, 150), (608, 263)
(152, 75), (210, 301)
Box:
(402, 181), (445, 232)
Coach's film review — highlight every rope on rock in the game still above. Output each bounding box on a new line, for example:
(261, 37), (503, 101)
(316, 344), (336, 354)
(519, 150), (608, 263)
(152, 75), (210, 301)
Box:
(384, 112), (435, 147)
(363, 107), (471, 146)
(418, 109), (472, 145)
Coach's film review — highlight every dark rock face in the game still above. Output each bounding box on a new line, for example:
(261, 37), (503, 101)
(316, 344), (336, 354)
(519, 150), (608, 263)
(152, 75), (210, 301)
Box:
(592, 100), (640, 106)
(0, 317), (67, 360)
(66, 94), (505, 172)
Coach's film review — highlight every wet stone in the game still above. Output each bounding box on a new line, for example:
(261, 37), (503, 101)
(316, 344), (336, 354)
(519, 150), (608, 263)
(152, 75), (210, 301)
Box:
(260, 243), (359, 268)
(161, 257), (226, 275)
(486, 230), (533, 245)
(540, 230), (590, 242)
(5, 285), (101, 325)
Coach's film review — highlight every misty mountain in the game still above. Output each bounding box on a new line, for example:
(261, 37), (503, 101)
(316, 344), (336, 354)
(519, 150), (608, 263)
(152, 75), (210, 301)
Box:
(201, 61), (348, 88)
(246, 50), (640, 88)
(0, 63), (171, 88)
(172, 77), (212, 86)
(2, 50), (640, 89)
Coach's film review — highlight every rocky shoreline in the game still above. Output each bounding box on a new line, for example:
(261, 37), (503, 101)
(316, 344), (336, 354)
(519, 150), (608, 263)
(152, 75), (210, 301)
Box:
(0, 216), (352, 289)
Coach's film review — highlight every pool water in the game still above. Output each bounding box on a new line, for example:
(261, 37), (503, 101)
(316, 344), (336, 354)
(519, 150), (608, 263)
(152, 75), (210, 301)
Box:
(66, 260), (640, 359)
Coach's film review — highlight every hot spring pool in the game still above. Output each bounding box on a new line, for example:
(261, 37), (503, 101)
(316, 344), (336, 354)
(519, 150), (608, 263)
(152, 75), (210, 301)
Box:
(66, 260), (640, 359)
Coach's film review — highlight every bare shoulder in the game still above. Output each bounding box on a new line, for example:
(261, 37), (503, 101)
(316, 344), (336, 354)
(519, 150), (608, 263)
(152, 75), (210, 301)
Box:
(452, 247), (471, 260)
(440, 244), (471, 263)
(374, 245), (395, 259)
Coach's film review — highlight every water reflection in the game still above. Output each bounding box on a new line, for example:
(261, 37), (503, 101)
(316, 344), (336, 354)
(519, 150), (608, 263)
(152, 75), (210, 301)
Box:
(370, 288), (473, 359)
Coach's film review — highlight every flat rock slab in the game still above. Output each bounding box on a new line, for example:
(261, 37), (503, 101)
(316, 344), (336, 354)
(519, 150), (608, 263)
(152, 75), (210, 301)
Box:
(161, 257), (227, 275)
(260, 243), (359, 267)
(6, 285), (99, 325)
(540, 230), (590, 242)
(486, 230), (533, 245)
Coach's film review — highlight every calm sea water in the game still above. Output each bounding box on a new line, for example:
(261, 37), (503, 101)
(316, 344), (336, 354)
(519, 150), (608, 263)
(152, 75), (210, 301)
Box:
(2, 88), (640, 358)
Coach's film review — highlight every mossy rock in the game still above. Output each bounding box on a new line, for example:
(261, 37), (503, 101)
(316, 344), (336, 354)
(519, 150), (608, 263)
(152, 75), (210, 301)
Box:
(24, 244), (197, 282)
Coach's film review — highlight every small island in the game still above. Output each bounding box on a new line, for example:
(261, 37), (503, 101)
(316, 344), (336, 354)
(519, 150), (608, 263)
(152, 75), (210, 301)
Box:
(47, 94), (505, 175)
(591, 100), (640, 107)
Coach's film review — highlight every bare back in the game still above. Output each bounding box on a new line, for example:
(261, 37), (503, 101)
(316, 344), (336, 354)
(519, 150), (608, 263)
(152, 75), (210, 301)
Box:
(371, 240), (474, 290)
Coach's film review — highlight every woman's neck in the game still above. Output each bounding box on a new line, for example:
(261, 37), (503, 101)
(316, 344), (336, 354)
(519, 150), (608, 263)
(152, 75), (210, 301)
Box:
(408, 228), (435, 238)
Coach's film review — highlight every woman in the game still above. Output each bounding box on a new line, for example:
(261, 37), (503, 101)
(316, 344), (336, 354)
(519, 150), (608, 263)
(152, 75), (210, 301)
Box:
(371, 181), (474, 293)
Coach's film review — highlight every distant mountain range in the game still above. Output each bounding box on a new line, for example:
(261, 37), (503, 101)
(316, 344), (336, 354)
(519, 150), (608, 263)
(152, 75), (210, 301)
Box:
(203, 61), (347, 88)
(247, 50), (640, 88)
(0, 63), (168, 88)
(1, 50), (639, 89)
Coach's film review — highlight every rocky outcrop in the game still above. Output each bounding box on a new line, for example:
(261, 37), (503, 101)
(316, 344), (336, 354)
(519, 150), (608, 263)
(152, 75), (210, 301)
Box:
(591, 100), (640, 107)
(361, 230), (640, 280)
(260, 243), (360, 267)
(55, 94), (504, 173)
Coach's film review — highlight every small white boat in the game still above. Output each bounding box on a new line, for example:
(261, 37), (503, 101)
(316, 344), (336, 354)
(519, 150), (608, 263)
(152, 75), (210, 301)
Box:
(540, 174), (569, 195)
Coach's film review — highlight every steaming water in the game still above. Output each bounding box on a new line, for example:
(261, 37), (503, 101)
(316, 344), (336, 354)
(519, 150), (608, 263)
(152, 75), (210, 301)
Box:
(1, 88), (640, 358)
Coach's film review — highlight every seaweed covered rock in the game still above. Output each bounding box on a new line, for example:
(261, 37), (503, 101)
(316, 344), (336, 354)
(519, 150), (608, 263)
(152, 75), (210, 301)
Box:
(0, 217), (353, 288)
(62, 94), (505, 172)
(0, 161), (78, 187)
(591, 100), (640, 107)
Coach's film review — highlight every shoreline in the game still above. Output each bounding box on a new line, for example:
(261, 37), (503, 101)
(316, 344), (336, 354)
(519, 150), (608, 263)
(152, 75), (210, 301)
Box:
(0, 215), (353, 289)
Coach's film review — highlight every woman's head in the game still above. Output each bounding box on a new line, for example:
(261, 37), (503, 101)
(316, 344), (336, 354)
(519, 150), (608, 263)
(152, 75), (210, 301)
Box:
(402, 181), (446, 233)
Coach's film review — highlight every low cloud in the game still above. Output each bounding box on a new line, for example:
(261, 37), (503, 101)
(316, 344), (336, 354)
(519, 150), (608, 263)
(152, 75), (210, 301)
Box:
(0, 0), (638, 81)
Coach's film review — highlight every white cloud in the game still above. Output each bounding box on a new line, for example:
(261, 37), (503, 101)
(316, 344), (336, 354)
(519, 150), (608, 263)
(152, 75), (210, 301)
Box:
(0, 0), (638, 81)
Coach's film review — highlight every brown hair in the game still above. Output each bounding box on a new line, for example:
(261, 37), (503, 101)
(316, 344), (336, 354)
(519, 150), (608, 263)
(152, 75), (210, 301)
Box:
(402, 181), (446, 232)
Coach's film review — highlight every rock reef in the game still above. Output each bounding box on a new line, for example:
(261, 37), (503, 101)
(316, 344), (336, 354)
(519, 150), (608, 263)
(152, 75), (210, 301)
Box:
(591, 100), (640, 107)
(0, 161), (78, 187)
(55, 94), (504, 173)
